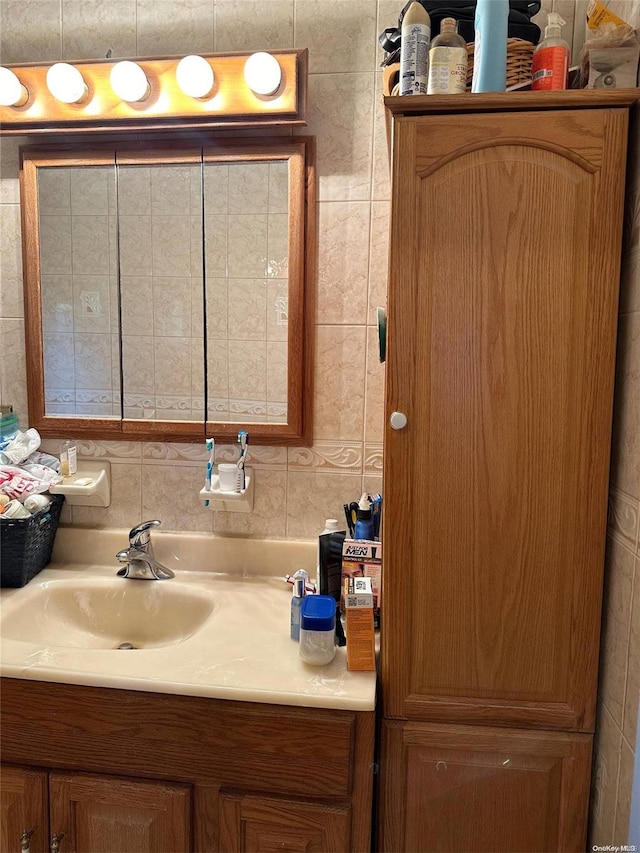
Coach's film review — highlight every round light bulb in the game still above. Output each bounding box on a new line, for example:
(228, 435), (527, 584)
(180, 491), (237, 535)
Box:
(176, 55), (214, 99)
(244, 52), (282, 97)
(0, 66), (29, 107)
(46, 63), (87, 104)
(110, 61), (150, 103)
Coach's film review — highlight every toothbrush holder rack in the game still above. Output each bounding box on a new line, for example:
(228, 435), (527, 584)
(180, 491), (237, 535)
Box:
(199, 467), (254, 513)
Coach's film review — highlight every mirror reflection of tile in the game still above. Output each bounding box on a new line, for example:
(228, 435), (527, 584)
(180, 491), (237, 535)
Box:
(40, 160), (289, 424)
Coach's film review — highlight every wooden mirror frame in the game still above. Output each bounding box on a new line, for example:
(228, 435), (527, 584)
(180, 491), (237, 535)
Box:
(20, 136), (315, 446)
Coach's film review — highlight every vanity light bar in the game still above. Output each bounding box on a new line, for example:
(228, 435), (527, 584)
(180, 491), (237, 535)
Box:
(0, 50), (307, 135)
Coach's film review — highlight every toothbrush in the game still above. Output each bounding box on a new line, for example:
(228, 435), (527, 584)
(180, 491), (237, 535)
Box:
(236, 430), (249, 493)
(204, 437), (214, 506)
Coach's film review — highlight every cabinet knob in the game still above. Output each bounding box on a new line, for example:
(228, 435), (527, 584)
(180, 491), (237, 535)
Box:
(389, 411), (408, 430)
(20, 829), (35, 853)
(50, 833), (65, 853)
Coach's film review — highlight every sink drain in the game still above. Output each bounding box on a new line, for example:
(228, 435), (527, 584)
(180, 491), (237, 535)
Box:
(118, 642), (136, 650)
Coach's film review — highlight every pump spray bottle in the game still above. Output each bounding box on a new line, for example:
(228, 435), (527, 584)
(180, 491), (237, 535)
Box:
(531, 12), (570, 91)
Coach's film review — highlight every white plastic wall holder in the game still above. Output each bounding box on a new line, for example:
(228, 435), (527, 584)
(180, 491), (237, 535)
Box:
(49, 460), (111, 507)
(199, 467), (254, 513)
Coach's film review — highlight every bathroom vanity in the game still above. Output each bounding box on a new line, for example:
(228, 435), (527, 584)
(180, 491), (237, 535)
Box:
(0, 533), (376, 853)
(1, 681), (374, 853)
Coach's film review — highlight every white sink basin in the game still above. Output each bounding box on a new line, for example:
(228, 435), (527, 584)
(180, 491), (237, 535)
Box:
(0, 530), (376, 711)
(1, 577), (215, 649)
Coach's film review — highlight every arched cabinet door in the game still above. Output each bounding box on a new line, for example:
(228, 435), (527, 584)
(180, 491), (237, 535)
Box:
(382, 105), (629, 731)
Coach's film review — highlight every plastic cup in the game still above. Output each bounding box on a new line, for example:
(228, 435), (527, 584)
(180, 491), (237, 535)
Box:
(218, 463), (238, 492)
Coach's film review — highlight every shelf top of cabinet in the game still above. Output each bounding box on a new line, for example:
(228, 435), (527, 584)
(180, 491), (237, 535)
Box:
(384, 88), (640, 116)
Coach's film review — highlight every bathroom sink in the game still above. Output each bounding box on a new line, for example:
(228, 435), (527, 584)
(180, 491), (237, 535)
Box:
(1, 577), (215, 650)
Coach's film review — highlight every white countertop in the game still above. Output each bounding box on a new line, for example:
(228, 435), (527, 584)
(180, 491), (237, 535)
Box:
(0, 528), (377, 712)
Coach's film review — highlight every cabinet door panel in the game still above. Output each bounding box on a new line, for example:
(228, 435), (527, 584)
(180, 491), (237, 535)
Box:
(0, 765), (48, 853)
(382, 108), (628, 729)
(378, 721), (592, 853)
(219, 792), (351, 853)
(49, 772), (191, 853)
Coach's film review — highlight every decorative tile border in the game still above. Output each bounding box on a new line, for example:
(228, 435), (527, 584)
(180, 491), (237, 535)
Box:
(288, 441), (363, 472)
(156, 396), (194, 413)
(39, 438), (142, 460)
(364, 443), (383, 474)
(608, 487), (640, 553)
(218, 444), (288, 468)
(141, 441), (287, 468)
(76, 390), (117, 405)
(80, 440), (142, 460)
(45, 388), (75, 404)
(143, 442), (207, 463)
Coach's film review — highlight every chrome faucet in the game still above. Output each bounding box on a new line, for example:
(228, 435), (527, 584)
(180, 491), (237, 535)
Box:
(116, 520), (175, 580)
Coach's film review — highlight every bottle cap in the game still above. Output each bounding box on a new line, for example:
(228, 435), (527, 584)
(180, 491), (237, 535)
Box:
(300, 595), (336, 632)
(324, 518), (340, 531)
(545, 12), (565, 38)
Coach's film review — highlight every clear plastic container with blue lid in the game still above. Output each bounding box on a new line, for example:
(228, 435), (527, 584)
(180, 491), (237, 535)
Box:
(299, 595), (336, 665)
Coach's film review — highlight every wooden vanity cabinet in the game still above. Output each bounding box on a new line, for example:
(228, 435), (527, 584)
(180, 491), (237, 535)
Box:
(1, 765), (48, 853)
(378, 721), (592, 853)
(1, 766), (190, 853)
(379, 91), (638, 851)
(0, 678), (375, 853)
(219, 793), (351, 852)
(50, 773), (191, 853)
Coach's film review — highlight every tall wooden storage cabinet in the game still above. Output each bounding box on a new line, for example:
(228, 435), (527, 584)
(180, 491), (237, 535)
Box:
(379, 91), (637, 852)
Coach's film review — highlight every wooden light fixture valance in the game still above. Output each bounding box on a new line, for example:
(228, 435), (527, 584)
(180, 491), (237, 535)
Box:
(0, 49), (307, 135)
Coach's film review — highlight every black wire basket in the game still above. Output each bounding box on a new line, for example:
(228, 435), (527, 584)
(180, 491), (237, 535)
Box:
(1, 494), (65, 587)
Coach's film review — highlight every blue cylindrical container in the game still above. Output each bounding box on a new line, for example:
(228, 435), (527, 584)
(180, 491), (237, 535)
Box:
(471, 0), (508, 93)
(354, 508), (374, 541)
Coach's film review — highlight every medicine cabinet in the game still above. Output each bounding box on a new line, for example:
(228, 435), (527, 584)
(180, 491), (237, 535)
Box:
(20, 137), (315, 445)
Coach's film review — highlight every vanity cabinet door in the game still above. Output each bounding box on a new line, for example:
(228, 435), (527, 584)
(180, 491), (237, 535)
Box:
(219, 792), (351, 852)
(378, 721), (592, 853)
(382, 106), (628, 731)
(0, 765), (48, 853)
(48, 772), (191, 853)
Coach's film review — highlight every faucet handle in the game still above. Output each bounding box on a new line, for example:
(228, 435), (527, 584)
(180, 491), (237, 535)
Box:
(129, 519), (161, 548)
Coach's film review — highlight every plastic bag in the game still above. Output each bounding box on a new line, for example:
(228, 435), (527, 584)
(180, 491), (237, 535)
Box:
(0, 465), (51, 500)
(0, 428), (41, 466)
(579, 22), (640, 87)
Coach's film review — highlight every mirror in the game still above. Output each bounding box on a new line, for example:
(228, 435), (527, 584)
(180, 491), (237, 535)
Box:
(21, 138), (315, 445)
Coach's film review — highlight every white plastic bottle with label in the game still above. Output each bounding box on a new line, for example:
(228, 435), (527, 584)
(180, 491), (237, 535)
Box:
(400, 2), (431, 96)
(427, 17), (468, 94)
